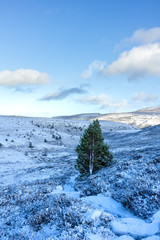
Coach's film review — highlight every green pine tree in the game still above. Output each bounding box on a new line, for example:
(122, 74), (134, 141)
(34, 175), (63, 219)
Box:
(75, 119), (113, 175)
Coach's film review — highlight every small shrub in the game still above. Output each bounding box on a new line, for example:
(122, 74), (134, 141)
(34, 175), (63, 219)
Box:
(53, 135), (61, 141)
(29, 210), (53, 231)
(29, 142), (33, 148)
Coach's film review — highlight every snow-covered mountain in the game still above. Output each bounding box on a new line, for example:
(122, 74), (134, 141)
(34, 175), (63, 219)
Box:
(96, 112), (160, 128)
(135, 106), (160, 113)
(53, 107), (160, 128)
(0, 115), (159, 239)
(96, 106), (160, 128)
(53, 113), (102, 120)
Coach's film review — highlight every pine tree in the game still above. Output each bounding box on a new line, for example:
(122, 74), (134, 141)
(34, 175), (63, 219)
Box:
(75, 119), (113, 175)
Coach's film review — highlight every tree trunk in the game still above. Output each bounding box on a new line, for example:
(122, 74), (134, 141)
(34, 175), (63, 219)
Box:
(91, 138), (94, 174)
(89, 139), (95, 175)
(89, 143), (93, 175)
(89, 137), (95, 175)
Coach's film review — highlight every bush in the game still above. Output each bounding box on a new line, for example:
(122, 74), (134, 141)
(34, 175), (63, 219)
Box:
(29, 142), (33, 148)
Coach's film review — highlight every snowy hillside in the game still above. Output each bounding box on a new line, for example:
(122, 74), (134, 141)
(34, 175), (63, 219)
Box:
(136, 106), (160, 113)
(95, 112), (160, 128)
(53, 113), (102, 121)
(0, 115), (159, 239)
(53, 107), (160, 128)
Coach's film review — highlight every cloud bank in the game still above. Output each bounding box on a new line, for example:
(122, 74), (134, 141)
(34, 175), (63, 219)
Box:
(123, 27), (160, 45)
(115, 27), (160, 51)
(0, 69), (49, 87)
(132, 91), (158, 102)
(79, 94), (128, 112)
(40, 87), (87, 101)
(81, 60), (106, 79)
(81, 28), (160, 81)
(102, 43), (160, 80)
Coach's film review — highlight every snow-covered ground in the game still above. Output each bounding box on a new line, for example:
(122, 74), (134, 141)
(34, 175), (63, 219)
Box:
(0, 115), (159, 239)
(96, 112), (160, 128)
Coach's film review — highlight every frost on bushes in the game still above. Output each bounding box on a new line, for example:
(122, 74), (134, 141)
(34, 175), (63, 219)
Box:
(0, 182), (115, 239)
(25, 194), (84, 232)
(28, 208), (54, 231)
(75, 175), (108, 197)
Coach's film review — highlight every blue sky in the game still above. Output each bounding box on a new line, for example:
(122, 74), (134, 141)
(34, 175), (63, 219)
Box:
(0, 0), (160, 117)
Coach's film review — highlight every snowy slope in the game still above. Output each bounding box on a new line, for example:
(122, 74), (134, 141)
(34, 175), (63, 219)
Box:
(53, 113), (102, 121)
(53, 106), (160, 128)
(136, 106), (160, 113)
(0, 115), (159, 239)
(96, 112), (160, 128)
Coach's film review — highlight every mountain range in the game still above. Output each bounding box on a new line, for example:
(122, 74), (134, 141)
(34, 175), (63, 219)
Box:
(53, 106), (160, 128)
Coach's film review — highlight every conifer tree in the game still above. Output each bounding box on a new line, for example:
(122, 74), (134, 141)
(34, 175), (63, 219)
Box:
(75, 119), (113, 175)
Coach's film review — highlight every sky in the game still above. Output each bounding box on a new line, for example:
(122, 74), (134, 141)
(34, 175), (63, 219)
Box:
(0, 0), (160, 117)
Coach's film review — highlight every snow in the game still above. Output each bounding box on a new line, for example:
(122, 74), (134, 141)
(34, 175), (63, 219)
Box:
(97, 112), (160, 128)
(110, 217), (160, 238)
(56, 185), (63, 191)
(142, 236), (160, 240)
(152, 210), (160, 223)
(83, 194), (134, 218)
(0, 115), (159, 239)
(113, 235), (135, 240)
(85, 209), (102, 226)
(87, 233), (106, 240)
(51, 175), (80, 198)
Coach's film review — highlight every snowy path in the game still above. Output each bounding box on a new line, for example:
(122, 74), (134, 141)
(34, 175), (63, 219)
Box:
(51, 176), (160, 240)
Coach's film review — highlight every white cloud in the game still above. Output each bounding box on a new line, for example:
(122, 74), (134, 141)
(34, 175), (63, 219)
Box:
(81, 60), (106, 79)
(115, 27), (160, 50)
(0, 69), (49, 87)
(79, 94), (128, 112)
(132, 91), (158, 102)
(102, 43), (160, 80)
(124, 27), (160, 45)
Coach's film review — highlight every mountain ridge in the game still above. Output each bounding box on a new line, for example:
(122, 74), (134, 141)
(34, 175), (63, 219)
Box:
(52, 106), (160, 128)
(135, 106), (160, 113)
